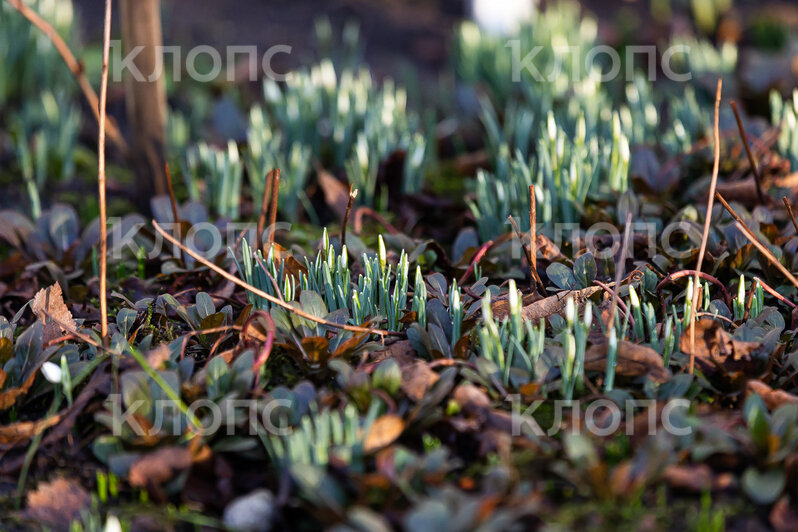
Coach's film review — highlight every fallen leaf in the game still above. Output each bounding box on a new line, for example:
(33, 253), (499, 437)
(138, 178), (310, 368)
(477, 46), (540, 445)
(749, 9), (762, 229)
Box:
(401, 361), (439, 402)
(317, 167), (350, 219)
(453, 383), (491, 415)
(680, 319), (761, 375)
(0, 370), (39, 411)
(364, 414), (405, 452)
(584, 340), (670, 383)
(0, 413), (61, 448)
(129, 446), (193, 488)
(31, 283), (76, 343)
(747, 380), (798, 411)
(26, 476), (91, 530)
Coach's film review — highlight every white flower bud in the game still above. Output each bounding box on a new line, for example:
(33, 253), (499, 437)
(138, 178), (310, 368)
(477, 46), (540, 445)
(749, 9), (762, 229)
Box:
(42, 361), (62, 384)
(565, 296), (575, 325)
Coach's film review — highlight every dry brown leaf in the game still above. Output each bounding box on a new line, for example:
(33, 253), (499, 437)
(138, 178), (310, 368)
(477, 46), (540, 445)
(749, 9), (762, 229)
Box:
(129, 446), (193, 488)
(0, 414), (61, 448)
(584, 340), (670, 383)
(401, 360), (439, 402)
(31, 283), (76, 343)
(680, 319), (760, 375)
(317, 167), (350, 219)
(25, 476), (91, 530)
(364, 414), (404, 452)
(453, 383), (491, 415)
(0, 370), (39, 411)
(747, 380), (798, 411)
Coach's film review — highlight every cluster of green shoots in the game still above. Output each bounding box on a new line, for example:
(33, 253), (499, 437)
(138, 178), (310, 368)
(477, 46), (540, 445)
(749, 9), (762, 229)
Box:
(454, 1), (599, 108)
(233, 229), (412, 331)
(231, 239), (298, 311)
(185, 141), (244, 219)
(262, 401), (378, 470)
(181, 56), (429, 221)
(477, 280), (545, 386)
(0, 0), (76, 105)
(470, 110), (630, 239)
(460, 1), (736, 242)
(12, 91), (81, 218)
(771, 90), (798, 169)
(3, 0), (81, 218)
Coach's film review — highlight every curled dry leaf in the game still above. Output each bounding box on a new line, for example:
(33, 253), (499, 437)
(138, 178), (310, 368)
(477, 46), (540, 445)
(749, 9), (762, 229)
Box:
(25, 476), (91, 530)
(31, 283), (76, 343)
(364, 414), (405, 453)
(747, 380), (798, 411)
(584, 340), (670, 383)
(680, 319), (761, 375)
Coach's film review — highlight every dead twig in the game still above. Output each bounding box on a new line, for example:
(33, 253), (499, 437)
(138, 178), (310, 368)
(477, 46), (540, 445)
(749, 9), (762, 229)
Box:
(689, 78), (722, 375)
(730, 100), (766, 205)
(783, 196), (798, 236)
(655, 270), (732, 310)
(606, 212), (634, 335)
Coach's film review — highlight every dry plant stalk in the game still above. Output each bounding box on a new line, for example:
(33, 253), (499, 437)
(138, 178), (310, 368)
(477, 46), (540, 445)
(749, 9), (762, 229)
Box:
(730, 100), (765, 205)
(267, 169), (281, 248)
(98, 0), (113, 343)
(342, 185), (358, 249)
(256, 169), (276, 253)
(688, 78), (722, 375)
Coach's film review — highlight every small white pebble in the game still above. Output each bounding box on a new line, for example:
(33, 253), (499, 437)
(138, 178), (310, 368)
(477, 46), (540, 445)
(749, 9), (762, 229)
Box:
(223, 489), (276, 532)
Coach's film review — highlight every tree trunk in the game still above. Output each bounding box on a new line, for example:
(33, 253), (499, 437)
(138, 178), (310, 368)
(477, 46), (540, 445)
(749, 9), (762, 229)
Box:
(120, 0), (167, 207)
